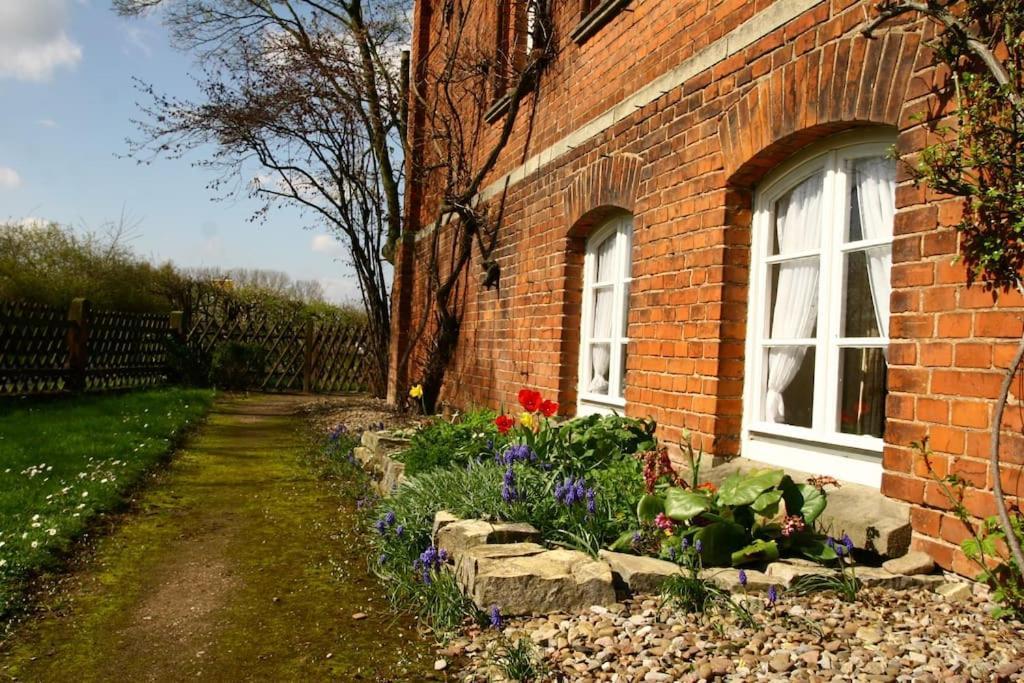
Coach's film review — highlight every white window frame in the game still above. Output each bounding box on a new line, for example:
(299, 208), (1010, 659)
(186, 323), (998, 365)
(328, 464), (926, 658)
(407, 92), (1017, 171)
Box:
(577, 214), (633, 416)
(742, 130), (896, 488)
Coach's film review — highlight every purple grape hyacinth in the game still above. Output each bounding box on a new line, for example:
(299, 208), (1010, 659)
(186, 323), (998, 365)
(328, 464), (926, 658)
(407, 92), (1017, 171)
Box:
(738, 569), (748, 587)
(501, 466), (519, 503)
(489, 605), (503, 629)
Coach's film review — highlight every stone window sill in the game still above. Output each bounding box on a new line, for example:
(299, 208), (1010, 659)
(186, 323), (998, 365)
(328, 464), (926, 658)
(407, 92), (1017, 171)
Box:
(569, 0), (632, 45)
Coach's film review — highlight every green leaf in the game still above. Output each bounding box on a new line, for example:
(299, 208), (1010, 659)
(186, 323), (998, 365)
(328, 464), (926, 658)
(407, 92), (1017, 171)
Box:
(750, 489), (784, 516)
(781, 479), (827, 525)
(694, 521), (748, 566)
(731, 539), (780, 566)
(637, 494), (665, 523)
(609, 530), (639, 552)
(664, 488), (712, 522)
(718, 469), (786, 506)
(791, 534), (838, 563)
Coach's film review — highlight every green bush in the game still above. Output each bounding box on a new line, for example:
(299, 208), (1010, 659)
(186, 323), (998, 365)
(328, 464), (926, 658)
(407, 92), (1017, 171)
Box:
(208, 341), (266, 390)
(395, 409), (510, 476)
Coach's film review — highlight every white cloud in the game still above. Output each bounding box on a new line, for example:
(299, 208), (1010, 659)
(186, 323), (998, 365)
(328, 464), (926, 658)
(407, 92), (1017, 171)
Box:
(0, 167), (22, 189)
(121, 25), (152, 58)
(0, 1), (82, 82)
(319, 277), (362, 305)
(311, 234), (345, 257)
(36, 118), (59, 128)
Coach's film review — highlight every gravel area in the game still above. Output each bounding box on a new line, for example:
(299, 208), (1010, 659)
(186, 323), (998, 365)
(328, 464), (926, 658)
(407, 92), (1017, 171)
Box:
(450, 586), (1024, 682)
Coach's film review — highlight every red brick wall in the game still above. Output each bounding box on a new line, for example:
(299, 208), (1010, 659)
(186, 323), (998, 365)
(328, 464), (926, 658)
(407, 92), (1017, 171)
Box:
(393, 0), (1024, 575)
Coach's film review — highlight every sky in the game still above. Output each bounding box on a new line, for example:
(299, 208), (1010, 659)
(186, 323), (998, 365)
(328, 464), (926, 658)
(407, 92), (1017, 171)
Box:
(0, 0), (362, 304)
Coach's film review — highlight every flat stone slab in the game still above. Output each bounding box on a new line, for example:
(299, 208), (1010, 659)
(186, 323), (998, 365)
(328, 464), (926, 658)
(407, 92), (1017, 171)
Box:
(361, 430), (411, 455)
(703, 458), (911, 557)
(701, 567), (774, 593)
(468, 548), (616, 615)
(765, 561), (836, 588)
(435, 519), (541, 557)
(378, 457), (406, 494)
(882, 550), (935, 576)
(353, 446), (375, 467)
(598, 550), (681, 595)
(455, 542), (546, 588)
(432, 511), (460, 541)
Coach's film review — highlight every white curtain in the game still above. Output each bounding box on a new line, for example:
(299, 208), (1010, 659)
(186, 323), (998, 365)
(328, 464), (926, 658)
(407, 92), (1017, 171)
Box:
(854, 156), (896, 339)
(766, 174), (824, 423)
(589, 235), (617, 393)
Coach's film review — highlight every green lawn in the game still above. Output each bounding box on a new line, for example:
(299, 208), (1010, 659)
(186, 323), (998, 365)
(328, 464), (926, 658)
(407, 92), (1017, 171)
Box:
(0, 388), (214, 619)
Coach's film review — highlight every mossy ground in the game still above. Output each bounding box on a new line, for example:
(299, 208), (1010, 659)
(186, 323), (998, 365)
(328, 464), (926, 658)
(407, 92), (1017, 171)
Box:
(0, 394), (437, 682)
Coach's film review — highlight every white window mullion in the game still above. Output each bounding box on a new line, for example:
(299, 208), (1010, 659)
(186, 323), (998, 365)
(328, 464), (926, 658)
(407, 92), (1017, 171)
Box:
(607, 225), (626, 400)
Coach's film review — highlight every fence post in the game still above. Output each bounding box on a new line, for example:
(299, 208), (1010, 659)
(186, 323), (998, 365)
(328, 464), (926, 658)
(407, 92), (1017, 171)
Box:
(303, 318), (315, 394)
(169, 310), (185, 340)
(66, 298), (91, 393)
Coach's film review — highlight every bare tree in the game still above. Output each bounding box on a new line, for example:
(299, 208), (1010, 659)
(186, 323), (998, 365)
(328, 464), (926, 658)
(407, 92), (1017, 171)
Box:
(115, 0), (410, 397)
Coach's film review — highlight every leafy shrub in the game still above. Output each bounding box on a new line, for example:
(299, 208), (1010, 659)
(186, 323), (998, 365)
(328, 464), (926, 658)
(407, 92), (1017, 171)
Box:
(208, 341), (266, 390)
(395, 409), (509, 476)
(624, 435), (841, 567)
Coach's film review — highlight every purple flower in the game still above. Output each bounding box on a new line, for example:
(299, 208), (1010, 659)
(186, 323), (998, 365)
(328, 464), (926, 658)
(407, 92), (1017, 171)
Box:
(738, 569), (748, 587)
(842, 533), (854, 553)
(378, 552), (388, 564)
(694, 539), (704, 555)
(489, 605), (503, 629)
(826, 536), (836, 550)
(384, 511), (396, 526)
(667, 546), (677, 562)
(395, 525), (405, 537)
(499, 444), (537, 466)
(585, 488), (597, 515)
(631, 531), (642, 546)
(373, 518), (387, 534)
(680, 537), (690, 551)
(767, 585), (778, 605)
(501, 466), (519, 503)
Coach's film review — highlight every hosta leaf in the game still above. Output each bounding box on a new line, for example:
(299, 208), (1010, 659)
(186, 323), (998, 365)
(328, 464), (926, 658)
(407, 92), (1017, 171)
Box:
(664, 488), (712, 521)
(731, 539), (780, 566)
(637, 494), (665, 523)
(781, 479), (827, 525)
(793, 535), (838, 563)
(718, 469), (786, 506)
(751, 489), (784, 516)
(694, 521), (748, 566)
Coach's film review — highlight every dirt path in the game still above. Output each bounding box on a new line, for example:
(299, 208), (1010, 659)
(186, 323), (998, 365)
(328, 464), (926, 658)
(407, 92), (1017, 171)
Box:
(0, 394), (437, 682)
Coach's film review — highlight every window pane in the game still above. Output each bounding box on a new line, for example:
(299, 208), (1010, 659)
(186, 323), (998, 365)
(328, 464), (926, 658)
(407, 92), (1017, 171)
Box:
(768, 258), (819, 339)
(592, 286), (614, 339)
(764, 346), (815, 428)
(595, 234), (616, 282)
(848, 156), (895, 244)
(588, 343), (611, 395)
(771, 171), (824, 256)
(842, 248), (889, 338)
(838, 347), (887, 439)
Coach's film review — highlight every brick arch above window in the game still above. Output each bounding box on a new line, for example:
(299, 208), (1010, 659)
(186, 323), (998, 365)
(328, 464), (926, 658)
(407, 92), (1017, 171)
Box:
(720, 32), (922, 188)
(563, 153), (644, 235)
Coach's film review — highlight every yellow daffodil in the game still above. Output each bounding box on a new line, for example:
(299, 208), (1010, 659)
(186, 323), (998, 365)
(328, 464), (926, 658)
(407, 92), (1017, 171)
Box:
(519, 411), (535, 429)
(409, 384), (424, 399)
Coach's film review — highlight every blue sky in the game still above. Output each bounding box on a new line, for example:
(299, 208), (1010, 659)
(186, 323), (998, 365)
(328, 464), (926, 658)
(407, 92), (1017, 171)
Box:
(0, 0), (361, 304)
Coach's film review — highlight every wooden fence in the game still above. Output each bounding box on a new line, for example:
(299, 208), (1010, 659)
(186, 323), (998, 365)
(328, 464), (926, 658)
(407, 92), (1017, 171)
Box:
(0, 297), (372, 397)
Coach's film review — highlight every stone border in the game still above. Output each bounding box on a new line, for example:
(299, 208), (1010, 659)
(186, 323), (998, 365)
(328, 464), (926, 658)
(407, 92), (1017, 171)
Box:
(355, 430), (969, 617)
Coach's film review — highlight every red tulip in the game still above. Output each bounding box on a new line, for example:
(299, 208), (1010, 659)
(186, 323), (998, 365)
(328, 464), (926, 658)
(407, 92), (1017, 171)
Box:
(539, 399), (558, 417)
(495, 414), (516, 434)
(517, 388), (542, 413)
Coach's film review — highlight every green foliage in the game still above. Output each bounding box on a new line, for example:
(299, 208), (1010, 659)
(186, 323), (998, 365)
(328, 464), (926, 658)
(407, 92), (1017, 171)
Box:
(208, 341), (267, 390)
(491, 635), (548, 682)
(0, 388), (214, 620)
(660, 543), (755, 627)
(527, 413), (657, 479)
(790, 540), (861, 602)
(892, 0), (1024, 291)
(395, 409), (508, 476)
(631, 468), (839, 567)
(914, 439), (1023, 618)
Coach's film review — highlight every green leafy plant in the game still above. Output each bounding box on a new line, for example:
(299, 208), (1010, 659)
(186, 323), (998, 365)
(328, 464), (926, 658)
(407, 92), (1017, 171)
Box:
(395, 408), (509, 476)
(631, 449), (840, 567)
(915, 439), (1023, 618)
(791, 534), (861, 602)
(491, 635), (548, 682)
(659, 540), (755, 627)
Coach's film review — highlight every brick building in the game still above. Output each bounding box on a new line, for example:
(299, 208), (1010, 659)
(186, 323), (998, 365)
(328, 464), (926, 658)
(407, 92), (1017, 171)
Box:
(390, 0), (1023, 574)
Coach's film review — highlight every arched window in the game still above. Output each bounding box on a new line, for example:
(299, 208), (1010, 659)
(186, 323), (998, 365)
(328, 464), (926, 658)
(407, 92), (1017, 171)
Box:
(743, 130), (896, 487)
(578, 214), (633, 415)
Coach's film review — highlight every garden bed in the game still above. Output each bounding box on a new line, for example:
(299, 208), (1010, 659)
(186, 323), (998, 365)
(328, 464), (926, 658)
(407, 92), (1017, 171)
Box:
(320, 388), (1023, 680)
